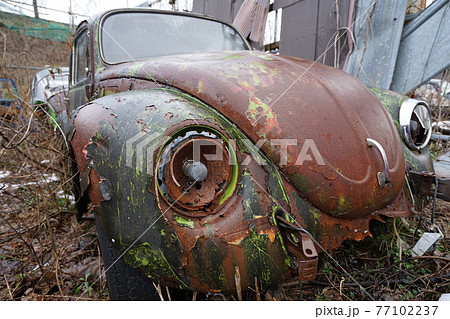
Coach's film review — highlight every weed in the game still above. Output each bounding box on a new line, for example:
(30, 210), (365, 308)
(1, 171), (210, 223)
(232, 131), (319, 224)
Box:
(16, 273), (27, 280)
(74, 272), (94, 297)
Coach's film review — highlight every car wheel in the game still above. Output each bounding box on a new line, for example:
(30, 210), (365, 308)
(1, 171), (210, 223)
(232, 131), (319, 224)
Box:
(95, 216), (160, 301)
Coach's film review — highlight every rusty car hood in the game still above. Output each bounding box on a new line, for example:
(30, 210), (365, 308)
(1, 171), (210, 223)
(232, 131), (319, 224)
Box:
(97, 51), (406, 218)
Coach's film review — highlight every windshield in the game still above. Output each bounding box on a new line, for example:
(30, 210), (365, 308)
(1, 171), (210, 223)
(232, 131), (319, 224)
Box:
(101, 12), (249, 63)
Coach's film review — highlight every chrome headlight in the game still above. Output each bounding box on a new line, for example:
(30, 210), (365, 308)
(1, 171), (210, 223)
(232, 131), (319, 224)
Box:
(399, 98), (432, 150)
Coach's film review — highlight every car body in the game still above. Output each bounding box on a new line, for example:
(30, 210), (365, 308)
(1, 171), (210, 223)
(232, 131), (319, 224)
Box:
(65, 8), (441, 298)
(31, 67), (69, 124)
(0, 78), (19, 119)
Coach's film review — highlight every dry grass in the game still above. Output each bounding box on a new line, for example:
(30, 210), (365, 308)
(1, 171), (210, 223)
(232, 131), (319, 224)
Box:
(0, 28), (106, 300)
(0, 106), (108, 301)
(282, 200), (450, 301)
(0, 26), (68, 96)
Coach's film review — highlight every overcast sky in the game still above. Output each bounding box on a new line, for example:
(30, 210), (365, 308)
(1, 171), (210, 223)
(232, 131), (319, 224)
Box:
(1, 0), (193, 25)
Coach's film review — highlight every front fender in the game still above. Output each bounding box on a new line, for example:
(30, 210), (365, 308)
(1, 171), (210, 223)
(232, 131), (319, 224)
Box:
(70, 88), (293, 293)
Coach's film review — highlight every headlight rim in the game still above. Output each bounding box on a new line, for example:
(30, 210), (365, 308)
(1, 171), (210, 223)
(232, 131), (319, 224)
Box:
(155, 124), (239, 216)
(399, 98), (432, 151)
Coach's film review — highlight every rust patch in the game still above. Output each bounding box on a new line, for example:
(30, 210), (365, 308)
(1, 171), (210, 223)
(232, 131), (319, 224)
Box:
(70, 102), (116, 205)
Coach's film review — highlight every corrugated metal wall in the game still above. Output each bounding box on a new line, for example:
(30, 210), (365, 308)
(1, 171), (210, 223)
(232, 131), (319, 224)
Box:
(279, 0), (350, 67)
(192, 0), (244, 23)
(192, 0), (351, 68)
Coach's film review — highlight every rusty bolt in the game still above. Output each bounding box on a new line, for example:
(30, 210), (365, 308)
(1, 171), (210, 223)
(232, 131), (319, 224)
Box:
(182, 160), (208, 182)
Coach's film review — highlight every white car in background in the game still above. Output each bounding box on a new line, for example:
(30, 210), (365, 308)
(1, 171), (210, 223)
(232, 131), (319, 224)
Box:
(31, 67), (69, 123)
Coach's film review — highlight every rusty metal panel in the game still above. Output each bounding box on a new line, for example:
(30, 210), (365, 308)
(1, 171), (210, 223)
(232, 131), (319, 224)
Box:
(391, 0), (450, 93)
(279, 0), (319, 60)
(315, 0), (351, 68)
(407, 0), (427, 14)
(345, 0), (409, 89)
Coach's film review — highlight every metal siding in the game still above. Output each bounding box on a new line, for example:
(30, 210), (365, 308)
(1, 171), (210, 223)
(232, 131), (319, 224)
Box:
(192, 0), (239, 23)
(391, 1), (450, 93)
(315, 0), (350, 68)
(273, 0), (303, 10)
(233, 0), (257, 36)
(279, 0), (319, 60)
(250, 0), (270, 43)
(192, 0), (206, 14)
(232, 0), (245, 19)
(344, 0), (409, 89)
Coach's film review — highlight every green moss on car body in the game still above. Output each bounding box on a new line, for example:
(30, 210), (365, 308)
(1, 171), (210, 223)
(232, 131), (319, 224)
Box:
(173, 215), (195, 229)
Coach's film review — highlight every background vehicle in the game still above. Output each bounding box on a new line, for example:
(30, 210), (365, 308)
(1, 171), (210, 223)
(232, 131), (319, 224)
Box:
(65, 8), (441, 300)
(31, 67), (69, 126)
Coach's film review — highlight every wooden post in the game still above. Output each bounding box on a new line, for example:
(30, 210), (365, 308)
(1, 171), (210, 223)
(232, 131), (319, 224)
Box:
(33, 0), (39, 19)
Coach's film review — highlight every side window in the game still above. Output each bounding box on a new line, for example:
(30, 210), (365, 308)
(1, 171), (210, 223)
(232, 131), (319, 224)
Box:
(73, 28), (89, 84)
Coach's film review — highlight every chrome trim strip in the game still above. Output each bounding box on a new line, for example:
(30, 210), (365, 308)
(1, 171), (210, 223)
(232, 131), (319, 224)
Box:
(399, 98), (432, 150)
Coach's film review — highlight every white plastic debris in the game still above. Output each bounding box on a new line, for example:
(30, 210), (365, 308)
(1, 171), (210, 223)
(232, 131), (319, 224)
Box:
(32, 262), (50, 272)
(411, 232), (443, 257)
(0, 171), (11, 179)
(439, 294), (450, 301)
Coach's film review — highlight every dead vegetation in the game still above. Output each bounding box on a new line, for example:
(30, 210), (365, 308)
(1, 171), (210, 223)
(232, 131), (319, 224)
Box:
(0, 106), (108, 300)
(0, 26), (69, 96)
(0, 28), (104, 300)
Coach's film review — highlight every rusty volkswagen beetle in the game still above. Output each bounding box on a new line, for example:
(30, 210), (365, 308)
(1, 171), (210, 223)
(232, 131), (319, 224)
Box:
(67, 8), (437, 300)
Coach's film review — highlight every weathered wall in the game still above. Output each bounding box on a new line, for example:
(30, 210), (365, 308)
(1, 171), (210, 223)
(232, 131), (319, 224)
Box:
(278, 0), (350, 68)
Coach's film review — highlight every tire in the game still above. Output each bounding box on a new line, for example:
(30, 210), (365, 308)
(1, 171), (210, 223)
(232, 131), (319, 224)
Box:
(95, 216), (160, 300)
